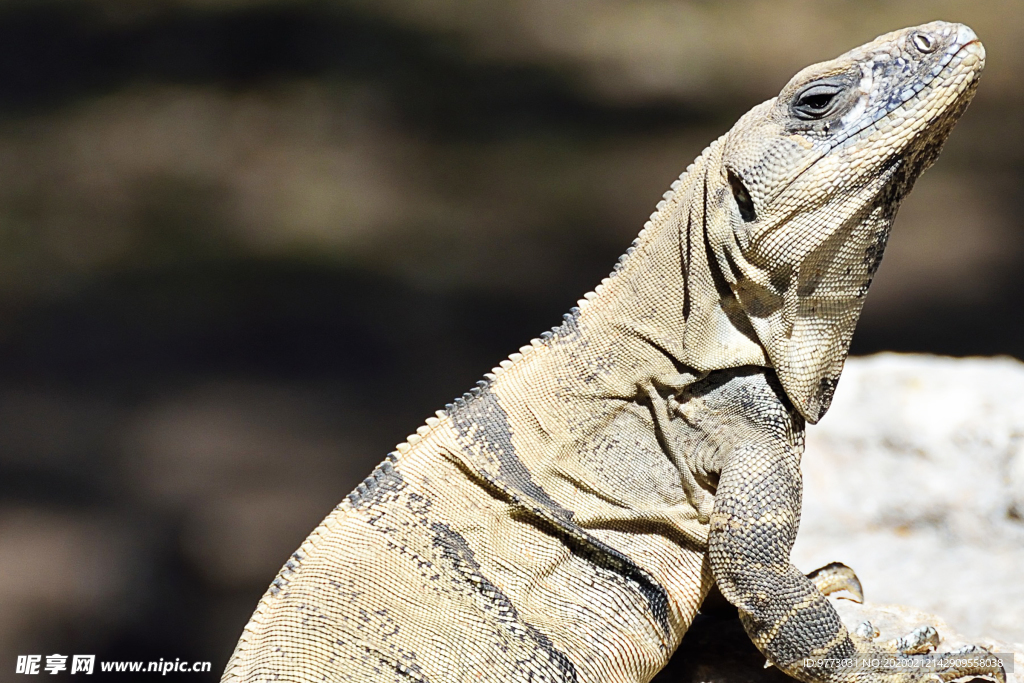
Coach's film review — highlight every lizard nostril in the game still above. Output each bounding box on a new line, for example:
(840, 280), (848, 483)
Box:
(911, 31), (936, 53)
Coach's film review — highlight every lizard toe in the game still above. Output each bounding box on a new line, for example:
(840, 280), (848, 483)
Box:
(894, 626), (940, 655)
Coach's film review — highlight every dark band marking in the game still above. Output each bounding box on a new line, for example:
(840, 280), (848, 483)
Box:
(450, 389), (575, 526)
(760, 603), (854, 669)
(352, 640), (432, 683)
(430, 522), (579, 683)
(442, 393), (673, 640)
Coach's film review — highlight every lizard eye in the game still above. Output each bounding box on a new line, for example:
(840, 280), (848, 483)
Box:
(911, 31), (936, 53)
(791, 83), (844, 120)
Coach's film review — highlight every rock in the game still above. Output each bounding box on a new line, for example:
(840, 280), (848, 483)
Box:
(659, 353), (1024, 681)
(793, 353), (1024, 643)
(831, 600), (1021, 683)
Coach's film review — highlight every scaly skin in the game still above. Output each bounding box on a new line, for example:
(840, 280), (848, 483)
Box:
(223, 22), (998, 683)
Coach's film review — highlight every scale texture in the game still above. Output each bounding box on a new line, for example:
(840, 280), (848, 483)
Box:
(223, 22), (998, 683)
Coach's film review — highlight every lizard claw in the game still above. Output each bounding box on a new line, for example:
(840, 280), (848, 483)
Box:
(806, 561), (865, 603)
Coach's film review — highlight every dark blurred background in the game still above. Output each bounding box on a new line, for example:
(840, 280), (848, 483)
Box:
(0, 0), (1020, 680)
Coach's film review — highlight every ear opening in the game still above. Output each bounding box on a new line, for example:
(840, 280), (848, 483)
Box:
(727, 169), (757, 222)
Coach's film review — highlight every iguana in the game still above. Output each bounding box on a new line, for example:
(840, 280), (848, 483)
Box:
(224, 21), (1001, 683)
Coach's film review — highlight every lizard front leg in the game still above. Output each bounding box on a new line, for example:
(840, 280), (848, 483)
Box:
(709, 436), (1005, 683)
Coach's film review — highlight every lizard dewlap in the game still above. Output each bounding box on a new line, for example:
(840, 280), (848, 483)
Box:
(224, 22), (996, 683)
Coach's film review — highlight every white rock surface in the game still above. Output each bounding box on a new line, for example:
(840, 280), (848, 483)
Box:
(792, 353), (1024, 646)
(831, 600), (1022, 683)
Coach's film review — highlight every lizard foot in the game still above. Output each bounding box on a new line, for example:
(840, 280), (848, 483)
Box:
(846, 619), (939, 654)
(888, 646), (1004, 683)
(799, 643), (1006, 683)
(893, 626), (940, 655)
(806, 562), (864, 603)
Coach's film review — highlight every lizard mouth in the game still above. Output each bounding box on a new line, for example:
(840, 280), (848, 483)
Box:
(836, 33), (985, 153)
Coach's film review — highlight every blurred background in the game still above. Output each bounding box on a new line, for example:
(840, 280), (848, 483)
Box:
(0, 0), (1020, 679)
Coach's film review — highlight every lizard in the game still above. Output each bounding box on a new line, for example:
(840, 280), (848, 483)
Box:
(223, 21), (1001, 683)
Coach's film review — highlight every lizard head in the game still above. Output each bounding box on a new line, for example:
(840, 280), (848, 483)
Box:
(710, 21), (984, 423)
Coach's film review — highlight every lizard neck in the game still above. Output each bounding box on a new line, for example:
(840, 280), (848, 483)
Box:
(398, 138), (771, 463)
(539, 136), (768, 400)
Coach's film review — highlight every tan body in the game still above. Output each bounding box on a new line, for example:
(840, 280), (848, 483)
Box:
(225, 22), (1001, 683)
